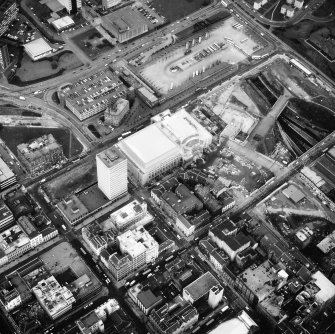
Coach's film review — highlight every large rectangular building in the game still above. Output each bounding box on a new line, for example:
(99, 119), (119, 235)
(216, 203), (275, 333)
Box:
(33, 276), (75, 319)
(17, 134), (64, 176)
(117, 123), (181, 185)
(0, 0), (18, 37)
(110, 200), (148, 232)
(0, 225), (31, 267)
(102, 0), (121, 9)
(0, 157), (16, 191)
(0, 43), (10, 72)
(149, 295), (199, 334)
(183, 272), (221, 304)
(96, 148), (128, 201)
(24, 38), (53, 61)
(117, 109), (212, 185)
(0, 202), (13, 231)
(58, 69), (127, 121)
(117, 226), (159, 269)
(102, 7), (148, 43)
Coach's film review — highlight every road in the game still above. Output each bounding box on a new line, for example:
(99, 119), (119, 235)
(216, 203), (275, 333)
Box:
(226, 139), (285, 176)
(247, 88), (291, 141)
(228, 130), (335, 218)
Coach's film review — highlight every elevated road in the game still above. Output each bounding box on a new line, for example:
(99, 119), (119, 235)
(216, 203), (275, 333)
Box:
(231, 0), (328, 27)
(228, 131), (335, 218)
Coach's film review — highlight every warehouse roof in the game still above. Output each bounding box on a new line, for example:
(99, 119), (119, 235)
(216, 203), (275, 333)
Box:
(51, 16), (74, 30)
(24, 38), (52, 58)
(183, 272), (220, 303)
(118, 124), (180, 171)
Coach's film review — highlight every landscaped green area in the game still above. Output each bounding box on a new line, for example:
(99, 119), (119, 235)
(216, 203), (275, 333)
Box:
(0, 126), (83, 158)
(9, 50), (83, 86)
(313, 0), (335, 17)
(273, 20), (335, 81)
(71, 28), (113, 59)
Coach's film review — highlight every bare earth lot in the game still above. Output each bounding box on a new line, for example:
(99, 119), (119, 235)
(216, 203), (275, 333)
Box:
(44, 157), (96, 201)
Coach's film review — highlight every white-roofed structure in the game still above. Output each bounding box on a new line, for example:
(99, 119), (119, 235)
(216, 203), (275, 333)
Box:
(311, 271), (335, 305)
(209, 310), (258, 334)
(0, 157), (16, 191)
(109, 200), (153, 232)
(117, 226), (158, 269)
(24, 38), (53, 61)
(183, 272), (221, 304)
(33, 276), (75, 319)
(51, 16), (75, 32)
(117, 109), (212, 185)
(159, 108), (212, 160)
(117, 124), (181, 185)
(317, 230), (335, 254)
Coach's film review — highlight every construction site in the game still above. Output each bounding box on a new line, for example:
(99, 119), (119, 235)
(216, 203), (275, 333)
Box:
(139, 16), (265, 94)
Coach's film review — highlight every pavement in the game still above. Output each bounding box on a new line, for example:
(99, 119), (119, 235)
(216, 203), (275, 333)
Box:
(247, 88), (291, 141)
(228, 130), (335, 218)
(226, 139), (285, 176)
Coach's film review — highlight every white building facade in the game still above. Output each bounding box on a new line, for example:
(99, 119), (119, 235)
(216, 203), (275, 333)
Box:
(96, 148), (128, 201)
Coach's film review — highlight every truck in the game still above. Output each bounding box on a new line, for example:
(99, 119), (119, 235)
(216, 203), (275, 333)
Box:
(19, 96), (26, 100)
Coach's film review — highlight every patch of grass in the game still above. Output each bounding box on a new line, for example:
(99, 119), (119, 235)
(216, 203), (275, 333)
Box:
(45, 160), (96, 201)
(9, 50), (83, 86)
(313, 0), (335, 17)
(71, 28), (113, 59)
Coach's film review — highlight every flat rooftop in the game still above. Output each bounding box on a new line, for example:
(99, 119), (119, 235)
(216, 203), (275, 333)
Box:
(24, 38), (52, 57)
(183, 271), (220, 302)
(0, 225), (30, 257)
(58, 69), (126, 116)
(159, 108), (212, 145)
(0, 158), (15, 184)
(117, 226), (158, 258)
(209, 318), (249, 334)
(57, 195), (89, 223)
(0, 202), (12, 221)
(282, 185), (305, 203)
(239, 260), (276, 302)
(77, 184), (111, 212)
(104, 7), (147, 32)
(51, 16), (74, 30)
(117, 124), (180, 171)
(110, 200), (145, 226)
(96, 147), (126, 169)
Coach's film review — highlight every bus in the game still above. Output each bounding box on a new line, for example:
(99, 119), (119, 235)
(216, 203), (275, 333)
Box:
(80, 247), (87, 255)
(165, 255), (174, 262)
(206, 319), (214, 326)
(142, 269), (151, 276)
(221, 305), (230, 314)
(122, 131), (132, 137)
